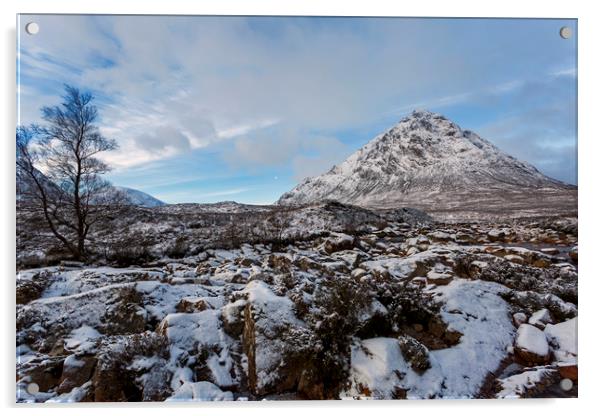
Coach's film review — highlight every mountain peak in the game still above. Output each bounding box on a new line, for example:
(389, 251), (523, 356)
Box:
(409, 109), (445, 119)
(383, 109), (465, 143)
(278, 111), (576, 220)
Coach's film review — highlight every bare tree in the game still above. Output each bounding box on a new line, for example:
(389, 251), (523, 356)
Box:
(16, 85), (119, 260)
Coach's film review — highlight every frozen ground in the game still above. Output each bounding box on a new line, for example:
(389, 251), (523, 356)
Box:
(16, 213), (578, 402)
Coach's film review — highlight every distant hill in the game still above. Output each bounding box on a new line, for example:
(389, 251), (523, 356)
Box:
(16, 168), (165, 209)
(111, 186), (166, 208)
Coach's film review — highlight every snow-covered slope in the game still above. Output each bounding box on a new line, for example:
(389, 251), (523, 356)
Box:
(278, 110), (576, 220)
(113, 186), (166, 208)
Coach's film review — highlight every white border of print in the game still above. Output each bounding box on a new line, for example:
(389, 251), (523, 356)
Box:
(1, 1), (600, 415)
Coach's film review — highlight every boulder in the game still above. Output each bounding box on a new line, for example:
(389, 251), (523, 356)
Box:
(496, 366), (559, 398)
(195, 264), (214, 276)
(294, 256), (330, 274)
(468, 260), (489, 278)
(323, 233), (355, 254)
(426, 269), (453, 286)
(428, 316), (463, 347)
(528, 308), (553, 329)
(102, 287), (147, 335)
(267, 253), (292, 272)
(351, 268), (368, 279)
(92, 332), (170, 402)
(487, 229), (507, 242)
(512, 312), (528, 327)
(531, 257), (551, 268)
(157, 310), (237, 391)
(426, 264), (453, 286)
(503, 290), (577, 322)
(331, 250), (366, 268)
(398, 335), (430, 372)
(16, 278), (47, 305)
(176, 297), (210, 313)
(558, 362), (578, 381)
(241, 280), (318, 396)
(428, 231), (453, 242)
(17, 284), (138, 353)
(238, 257), (258, 267)
(504, 254), (524, 265)
(514, 324), (550, 365)
(221, 299), (247, 337)
(57, 354), (97, 394)
(544, 317), (577, 364)
(20, 356), (64, 392)
(454, 233), (475, 244)
(405, 246), (420, 256)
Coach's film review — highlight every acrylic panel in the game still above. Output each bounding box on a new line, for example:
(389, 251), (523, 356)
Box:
(16, 15), (578, 402)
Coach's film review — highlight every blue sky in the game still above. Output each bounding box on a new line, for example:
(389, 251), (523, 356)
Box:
(18, 15), (577, 204)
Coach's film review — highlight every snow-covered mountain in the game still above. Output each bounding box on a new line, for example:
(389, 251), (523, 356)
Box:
(113, 186), (166, 208)
(17, 162), (165, 209)
(278, 110), (576, 219)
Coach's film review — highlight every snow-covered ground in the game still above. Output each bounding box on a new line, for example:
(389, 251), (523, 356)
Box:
(16, 216), (578, 402)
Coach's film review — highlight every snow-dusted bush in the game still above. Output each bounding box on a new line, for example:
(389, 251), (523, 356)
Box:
(165, 236), (189, 259)
(306, 277), (373, 396)
(104, 232), (155, 266)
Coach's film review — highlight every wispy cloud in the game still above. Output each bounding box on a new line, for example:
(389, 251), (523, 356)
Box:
(387, 78), (527, 116)
(197, 188), (251, 198)
(550, 67), (577, 78)
(217, 119), (280, 140)
(477, 75), (577, 184)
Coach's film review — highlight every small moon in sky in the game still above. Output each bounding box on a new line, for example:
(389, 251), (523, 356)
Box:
(274, 176), (278, 180)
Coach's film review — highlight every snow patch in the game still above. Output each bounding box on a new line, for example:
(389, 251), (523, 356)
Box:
(166, 381), (233, 401)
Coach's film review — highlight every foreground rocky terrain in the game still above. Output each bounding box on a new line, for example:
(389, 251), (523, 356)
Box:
(16, 211), (578, 402)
